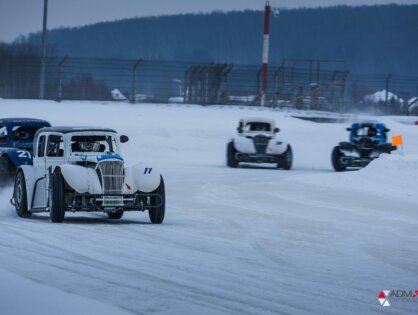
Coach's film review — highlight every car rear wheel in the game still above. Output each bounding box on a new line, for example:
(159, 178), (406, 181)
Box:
(332, 146), (347, 172)
(50, 172), (66, 223)
(14, 171), (31, 218)
(149, 176), (165, 224)
(0, 155), (14, 186)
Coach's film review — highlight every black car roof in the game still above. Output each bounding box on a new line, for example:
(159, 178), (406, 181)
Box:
(35, 127), (117, 138)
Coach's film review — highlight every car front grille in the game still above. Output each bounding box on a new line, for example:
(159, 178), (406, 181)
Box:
(252, 135), (270, 154)
(96, 160), (124, 207)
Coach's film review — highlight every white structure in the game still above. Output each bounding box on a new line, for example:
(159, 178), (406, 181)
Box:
(111, 89), (127, 101)
(364, 89), (403, 104)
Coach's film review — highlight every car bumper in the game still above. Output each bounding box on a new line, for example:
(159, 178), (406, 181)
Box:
(236, 153), (277, 163)
(69, 192), (163, 212)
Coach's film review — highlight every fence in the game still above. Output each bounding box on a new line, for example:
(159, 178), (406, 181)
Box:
(0, 55), (417, 114)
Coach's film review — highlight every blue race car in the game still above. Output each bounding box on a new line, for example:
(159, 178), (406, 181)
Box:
(0, 118), (51, 184)
(331, 122), (396, 172)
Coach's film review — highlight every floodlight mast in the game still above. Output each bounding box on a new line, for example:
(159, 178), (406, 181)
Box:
(39, 0), (48, 99)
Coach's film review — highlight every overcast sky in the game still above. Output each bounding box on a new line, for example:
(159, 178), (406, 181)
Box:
(0, 0), (417, 42)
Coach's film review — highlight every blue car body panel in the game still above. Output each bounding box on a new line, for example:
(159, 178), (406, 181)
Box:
(349, 122), (388, 144)
(0, 118), (51, 169)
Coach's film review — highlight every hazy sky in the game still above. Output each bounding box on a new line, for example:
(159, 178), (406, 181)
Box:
(1, 0), (417, 42)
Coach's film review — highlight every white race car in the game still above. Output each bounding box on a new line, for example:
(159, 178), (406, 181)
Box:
(11, 127), (165, 223)
(227, 118), (293, 169)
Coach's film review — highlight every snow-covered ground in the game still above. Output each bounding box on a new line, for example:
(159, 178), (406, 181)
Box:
(0, 99), (418, 314)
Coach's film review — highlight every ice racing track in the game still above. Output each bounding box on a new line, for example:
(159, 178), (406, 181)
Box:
(0, 100), (417, 315)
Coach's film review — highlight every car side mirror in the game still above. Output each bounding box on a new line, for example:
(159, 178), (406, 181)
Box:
(274, 128), (280, 133)
(346, 128), (352, 131)
(237, 127), (243, 133)
(385, 128), (390, 132)
(120, 135), (129, 143)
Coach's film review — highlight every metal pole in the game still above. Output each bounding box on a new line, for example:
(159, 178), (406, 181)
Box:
(39, 0), (48, 99)
(341, 84), (345, 113)
(309, 60), (313, 83)
(316, 61), (320, 85)
(261, 1), (270, 107)
(385, 73), (392, 109)
(57, 56), (68, 102)
(130, 58), (143, 104)
(341, 70), (349, 113)
(257, 67), (262, 98)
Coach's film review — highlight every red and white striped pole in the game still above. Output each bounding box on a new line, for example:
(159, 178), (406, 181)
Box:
(261, 1), (271, 107)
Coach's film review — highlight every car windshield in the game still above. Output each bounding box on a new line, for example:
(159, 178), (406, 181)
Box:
(355, 127), (382, 137)
(245, 122), (271, 132)
(0, 126), (7, 143)
(11, 125), (40, 142)
(71, 135), (116, 153)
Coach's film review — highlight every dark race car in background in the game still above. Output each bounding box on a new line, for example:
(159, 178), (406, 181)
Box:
(0, 118), (51, 185)
(331, 122), (397, 172)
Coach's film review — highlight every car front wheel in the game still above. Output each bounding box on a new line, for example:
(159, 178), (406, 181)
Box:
(149, 176), (165, 224)
(332, 146), (347, 172)
(50, 172), (66, 223)
(277, 145), (293, 170)
(227, 142), (239, 168)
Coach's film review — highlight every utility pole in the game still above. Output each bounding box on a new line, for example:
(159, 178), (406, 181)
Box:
(260, 1), (271, 107)
(39, 0), (48, 99)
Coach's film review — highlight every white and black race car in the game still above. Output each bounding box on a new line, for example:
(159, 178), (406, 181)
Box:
(227, 118), (293, 169)
(11, 127), (165, 223)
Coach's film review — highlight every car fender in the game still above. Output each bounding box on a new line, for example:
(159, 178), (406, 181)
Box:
(267, 138), (287, 155)
(57, 164), (103, 194)
(123, 164), (161, 193)
(0, 148), (32, 169)
(15, 165), (39, 209)
(233, 137), (255, 154)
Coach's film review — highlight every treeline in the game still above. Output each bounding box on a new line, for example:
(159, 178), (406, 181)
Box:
(0, 42), (41, 98)
(18, 4), (418, 77)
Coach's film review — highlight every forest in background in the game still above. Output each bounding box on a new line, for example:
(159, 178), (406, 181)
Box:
(9, 4), (417, 77)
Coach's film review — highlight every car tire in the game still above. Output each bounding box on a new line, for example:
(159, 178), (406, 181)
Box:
(107, 211), (124, 219)
(149, 176), (165, 224)
(50, 172), (66, 223)
(227, 141), (239, 168)
(332, 146), (347, 172)
(14, 171), (31, 218)
(277, 145), (293, 170)
(0, 155), (14, 186)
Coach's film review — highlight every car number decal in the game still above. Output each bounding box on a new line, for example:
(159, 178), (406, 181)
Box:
(17, 150), (31, 159)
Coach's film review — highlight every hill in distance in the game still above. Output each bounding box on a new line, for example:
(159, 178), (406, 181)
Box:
(21, 4), (418, 76)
